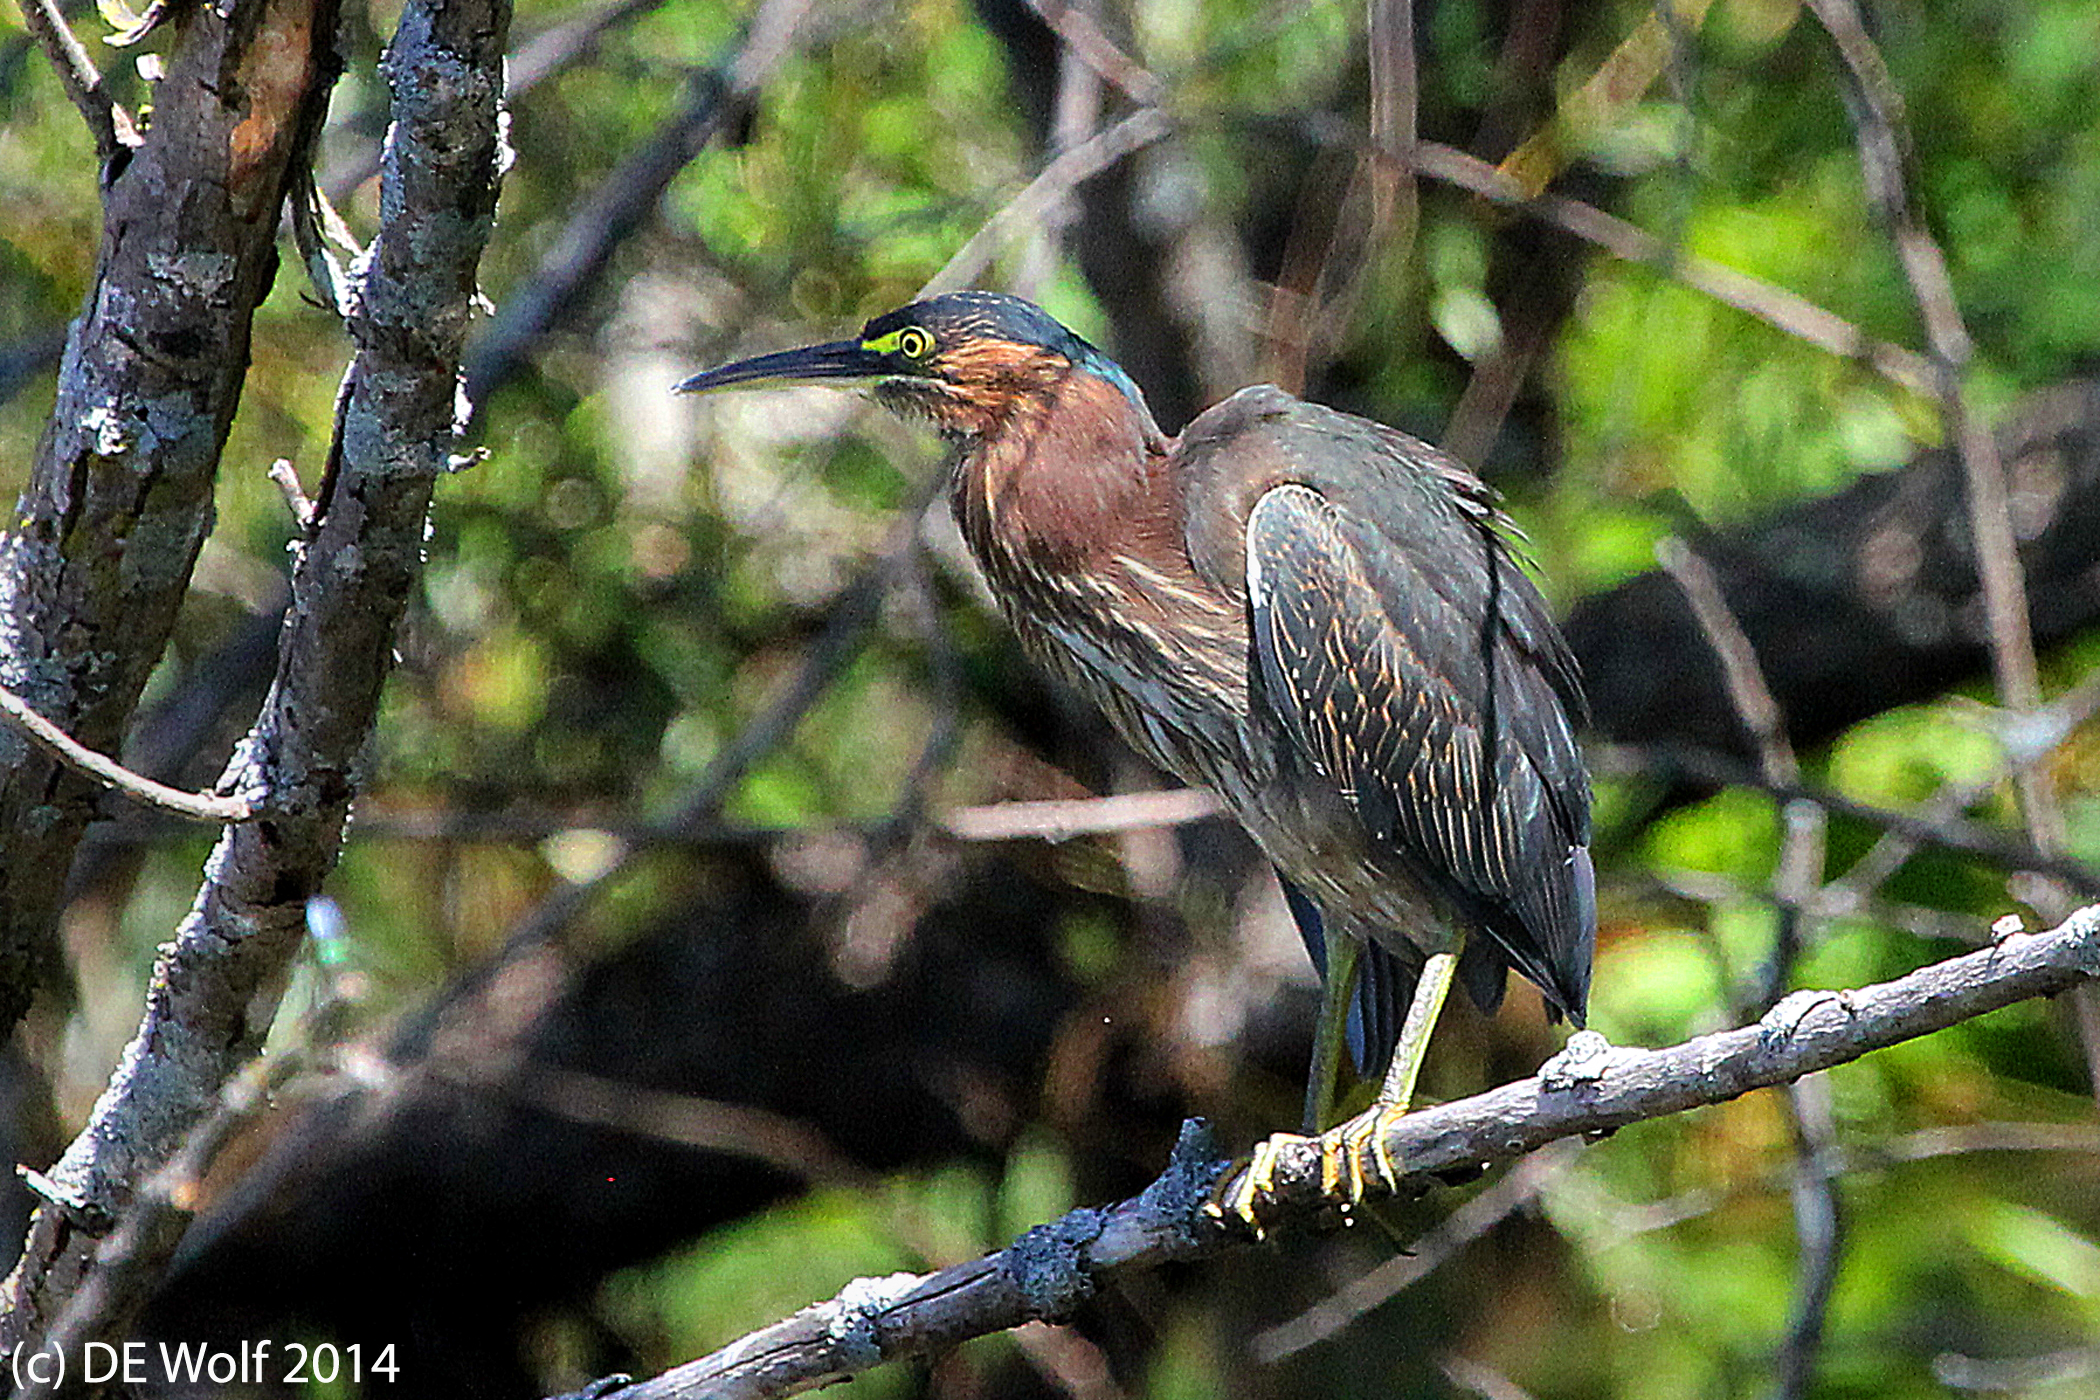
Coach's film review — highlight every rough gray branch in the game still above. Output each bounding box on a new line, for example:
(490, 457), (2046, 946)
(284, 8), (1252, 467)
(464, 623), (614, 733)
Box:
(605, 905), (2100, 1400)
(0, 0), (344, 1042)
(0, 0), (512, 1364)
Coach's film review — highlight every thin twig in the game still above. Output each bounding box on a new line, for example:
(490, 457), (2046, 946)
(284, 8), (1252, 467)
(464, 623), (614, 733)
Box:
(1807, 662), (2100, 919)
(1575, 1118), (2100, 1246)
(1772, 1074), (1843, 1400)
(1805, 0), (2088, 1088)
(921, 108), (1174, 298)
(1257, 1), (1418, 395)
(463, 0), (822, 410)
(1653, 538), (1829, 1000)
(490, 1066), (863, 1187)
(322, 0), (676, 202)
(1020, 0), (1162, 106)
(0, 683), (254, 823)
(1269, 0), (1414, 380)
(1496, 0), (1715, 198)
(268, 457), (317, 531)
(1439, 1355), (1542, 1400)
(94, 785), (1230, 853)
(22, 1046), (313, 1400)
(939, 788), (1223, 843)
(507, 0), (666, 92)
(880, 547), (964, 839)
(1008, 1322), (1125, 1400)
(474, 480), (944, 974)
(1013, 0), (1104, 300)
(1654, 537), (1841, 1398)
(1934, 1348), (2100, 1394)
(1288, 128), (1937, 395)
(1654, 539), (1798, 787)
(1252, 1139), (1582, 1362)
(1599, 744), (2100, 898)
(1804, 0), (2047, 793)
(14, 0), (137, 165)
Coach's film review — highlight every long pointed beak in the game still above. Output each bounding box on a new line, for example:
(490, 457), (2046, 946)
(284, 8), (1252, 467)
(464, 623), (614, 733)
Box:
(675, 339), (889, 395)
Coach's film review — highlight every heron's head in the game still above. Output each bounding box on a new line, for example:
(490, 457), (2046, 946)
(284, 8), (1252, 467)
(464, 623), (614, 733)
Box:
(677, 291), (1147, 439)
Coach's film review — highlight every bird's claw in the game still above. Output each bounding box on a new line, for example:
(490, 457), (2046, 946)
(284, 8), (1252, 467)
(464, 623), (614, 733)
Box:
(1207, 1129), (1309, 1236)
(1322, 1106), (1403, 1205)
(1209, 1109), (1411, 1235)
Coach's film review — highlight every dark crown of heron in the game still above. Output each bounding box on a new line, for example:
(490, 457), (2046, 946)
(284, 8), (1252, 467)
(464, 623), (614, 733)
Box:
(857, 292), (1149, 436)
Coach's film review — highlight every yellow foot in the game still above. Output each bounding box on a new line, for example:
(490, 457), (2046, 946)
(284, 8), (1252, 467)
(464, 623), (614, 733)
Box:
(1210, 1108), (1416, 1233)
(1207, 1129), (1312, 1235)
(1327, 1104), (1406, 1205)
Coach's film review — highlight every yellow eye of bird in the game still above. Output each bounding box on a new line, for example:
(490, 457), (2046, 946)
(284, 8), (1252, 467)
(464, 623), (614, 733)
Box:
(896, 326), (933, 360)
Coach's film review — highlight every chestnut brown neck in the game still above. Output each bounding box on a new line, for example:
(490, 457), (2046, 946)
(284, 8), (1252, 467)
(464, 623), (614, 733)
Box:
(950, 362), (1174, 575)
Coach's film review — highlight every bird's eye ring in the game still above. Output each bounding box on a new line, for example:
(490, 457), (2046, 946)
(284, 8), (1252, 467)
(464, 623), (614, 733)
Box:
(896, 326), (934, 360)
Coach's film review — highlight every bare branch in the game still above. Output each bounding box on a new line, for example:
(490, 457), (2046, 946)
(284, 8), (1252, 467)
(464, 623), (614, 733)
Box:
(1631, 540), (1845, 1396)
(508, 0), (668, 94)
(1021, 0), (1162, 106)
(1440, 1355), (1543, 1400)
(921, 108), (1174, 298)
(1601, 744), (2100, 898)
(1655, 539), (1799, 789)
(267, 457), (318, 531)
(471, 488), (941, 973)
(0, 683), (252, 824)
(1496, 0), (1714, 197)
(0, 0), (512, 1356)
(464, 0), (822, 410)
(1252, 1138), (1582, 1362)
(1803, 0), (2091, 1086)
(1357, 135), (1937, 396)
(940, 788), (1223, 843)
(1257, 0), (1418, 394)
(1773, 1074), (1844, 1400)
(13, 0), (137, 166)
(1012, 0), (1105, 300)
(1935, 1348), (2100, 1395)
(486, 1067), (863, 1187)
(1805, 0), (2044, 752)
(587, 906), (2100, 1400)
(1652, 539), (1831, 995)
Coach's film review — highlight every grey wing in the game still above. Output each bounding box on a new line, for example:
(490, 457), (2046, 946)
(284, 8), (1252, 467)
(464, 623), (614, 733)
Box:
(1245, 481), (1593, 1021)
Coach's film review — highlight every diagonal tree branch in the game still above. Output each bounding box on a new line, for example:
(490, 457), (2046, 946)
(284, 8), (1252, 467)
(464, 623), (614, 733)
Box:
(1802, 0), (2098, 1100)
(922, 107), (1174, 298)
(582, 905), (2100, 1400)
(1651, 537), (1842, 1399)
(0, 0), (513, 1360)
(0, 683), (255, 824)
(11, 0), (137, 166)
(0, 0), (345, 1043)
(462, 0), (819, 410)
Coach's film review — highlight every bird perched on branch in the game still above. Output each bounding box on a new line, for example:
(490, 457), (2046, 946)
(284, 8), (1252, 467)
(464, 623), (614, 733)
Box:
(678, 291), (1593, 1222)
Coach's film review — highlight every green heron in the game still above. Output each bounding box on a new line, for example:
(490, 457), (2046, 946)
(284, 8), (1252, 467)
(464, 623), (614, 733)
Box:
(678, 292), (1593, 1220)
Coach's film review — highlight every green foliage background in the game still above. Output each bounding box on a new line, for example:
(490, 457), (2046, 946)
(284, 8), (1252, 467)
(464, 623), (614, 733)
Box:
(4, 0), (2100, 1394)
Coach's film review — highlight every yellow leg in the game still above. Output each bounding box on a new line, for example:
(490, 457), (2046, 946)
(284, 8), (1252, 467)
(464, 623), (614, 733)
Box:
(1329, 943), (1460, 1203)
(1213, 935), (1362, 1231)
(1378, 944), (1458, 1112)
